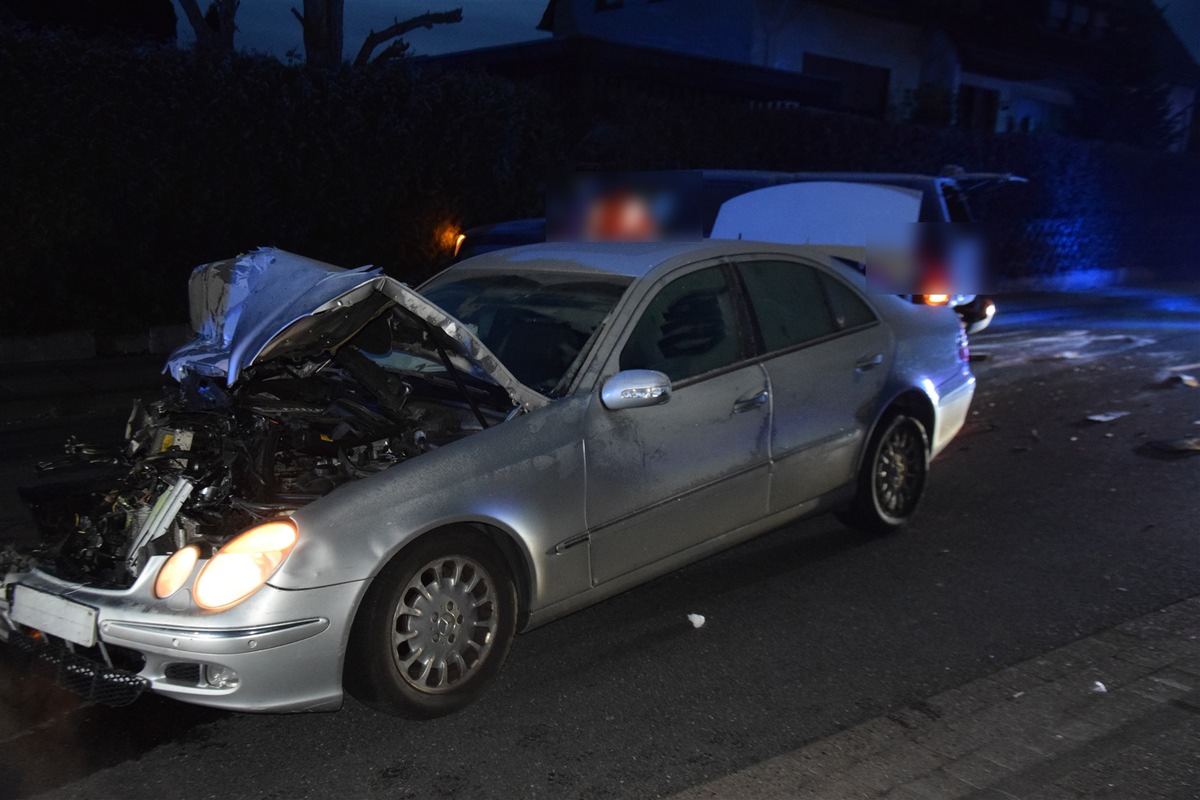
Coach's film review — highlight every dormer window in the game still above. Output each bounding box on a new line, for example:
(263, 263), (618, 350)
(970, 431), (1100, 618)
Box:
(1049, 0), (1068, 28)
(1047, 1), (1108, 39)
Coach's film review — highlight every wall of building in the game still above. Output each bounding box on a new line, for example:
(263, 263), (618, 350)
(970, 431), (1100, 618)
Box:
(752, 4), (924, 98)
(1166, 85), (1197, 153)
(548, 0), (928, 116)
(960, 72), (1074, 134)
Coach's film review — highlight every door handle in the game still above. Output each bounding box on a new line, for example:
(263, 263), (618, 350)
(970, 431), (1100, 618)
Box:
(733, 390), (769, 413)
(855, 353), (884, 371)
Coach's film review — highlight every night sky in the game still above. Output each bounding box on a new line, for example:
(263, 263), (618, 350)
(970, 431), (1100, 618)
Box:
(173, 0), (550, 59)
(172, 0), (1200, 64)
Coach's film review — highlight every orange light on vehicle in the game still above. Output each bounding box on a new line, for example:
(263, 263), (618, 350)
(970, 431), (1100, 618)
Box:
(154, 545), (199, 599)
(453, 233), (466, 257)
(436, 222), (462, 253)
(925, 294), (950, 305)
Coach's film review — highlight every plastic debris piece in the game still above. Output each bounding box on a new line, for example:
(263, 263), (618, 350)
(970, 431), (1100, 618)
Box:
(1159, 374), (1198, 389)
(687, 613), (706, 629)
(1070, 436), (1079, 442)
(1086, 411), (1130, 423)
(1012, 691), (1026, 699)
(1092, 681), (1107, 693)
(1147, 437), (1200, 454)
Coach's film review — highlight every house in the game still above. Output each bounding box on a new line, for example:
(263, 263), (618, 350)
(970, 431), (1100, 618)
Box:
(531, 0), (1200, 150)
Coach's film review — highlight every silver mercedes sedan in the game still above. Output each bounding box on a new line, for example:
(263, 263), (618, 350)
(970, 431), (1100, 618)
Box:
(1, 240), (974, 718)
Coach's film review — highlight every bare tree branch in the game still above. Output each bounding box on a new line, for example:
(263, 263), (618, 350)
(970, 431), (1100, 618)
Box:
(376, 39), (412, 62)
(352, 8), (463, 68)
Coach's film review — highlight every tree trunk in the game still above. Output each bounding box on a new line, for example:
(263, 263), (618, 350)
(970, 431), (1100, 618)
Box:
(292, 0), (344, 69)
(178, 0), (238, 54)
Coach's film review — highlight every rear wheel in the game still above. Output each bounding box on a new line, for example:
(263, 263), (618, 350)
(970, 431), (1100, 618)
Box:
(345, 529), (517, 718)
(840, 413), (929, 534)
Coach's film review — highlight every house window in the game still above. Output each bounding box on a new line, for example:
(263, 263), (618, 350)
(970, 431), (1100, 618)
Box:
(1049, 0), (1068, 27)
(1068, 4), (1089, 34)
(957, 84), (999, 132)
(1048, 1), (1107, 39)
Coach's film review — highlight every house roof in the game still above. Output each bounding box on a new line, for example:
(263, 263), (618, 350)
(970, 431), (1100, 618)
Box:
(412, 35), (841, 108)
(534, 0), (1200, 88)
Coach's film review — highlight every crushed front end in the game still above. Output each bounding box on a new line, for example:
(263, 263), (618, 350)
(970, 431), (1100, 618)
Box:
(0, 248), (537, 711)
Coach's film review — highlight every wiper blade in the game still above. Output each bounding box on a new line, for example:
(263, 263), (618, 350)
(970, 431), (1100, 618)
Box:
(422, 321), (491, 430)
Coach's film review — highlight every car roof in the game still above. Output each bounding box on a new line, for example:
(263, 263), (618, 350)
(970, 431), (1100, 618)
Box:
(443, 239), (852, 281)
(699, 169), (945, 190)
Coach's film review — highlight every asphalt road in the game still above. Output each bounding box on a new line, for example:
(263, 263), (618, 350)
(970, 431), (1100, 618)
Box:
(1, 288), (1198, 800)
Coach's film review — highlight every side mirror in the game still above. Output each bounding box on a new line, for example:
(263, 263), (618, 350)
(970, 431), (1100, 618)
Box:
(600, 370), (672, 410)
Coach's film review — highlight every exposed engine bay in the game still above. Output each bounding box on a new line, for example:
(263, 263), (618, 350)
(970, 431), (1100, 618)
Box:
(21, 312), (513, 590)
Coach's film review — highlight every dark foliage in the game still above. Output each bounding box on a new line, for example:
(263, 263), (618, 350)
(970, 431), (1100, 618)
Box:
(0, 29), (564, 334)
(2, 27), (1197, 336)
(0, 0), (175, 43)
(1067, 4), (1184, 151)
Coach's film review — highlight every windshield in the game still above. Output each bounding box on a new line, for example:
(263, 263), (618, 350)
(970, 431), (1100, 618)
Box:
(421, 271), (632, 395)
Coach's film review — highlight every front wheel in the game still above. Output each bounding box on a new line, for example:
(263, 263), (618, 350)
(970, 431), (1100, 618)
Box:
(345, 529), (517, 718)
(839, 413), (929, 534)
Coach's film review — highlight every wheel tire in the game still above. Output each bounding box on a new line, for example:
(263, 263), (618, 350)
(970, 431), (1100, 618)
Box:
(839, 413), (930, 535)
(345, 528), (517, 719)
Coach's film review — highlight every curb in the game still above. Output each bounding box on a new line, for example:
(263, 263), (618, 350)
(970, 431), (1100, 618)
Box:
(672, 598), (1200, 800)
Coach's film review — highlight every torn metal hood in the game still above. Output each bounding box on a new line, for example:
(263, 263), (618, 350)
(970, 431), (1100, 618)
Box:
(165, 247), (548, 411)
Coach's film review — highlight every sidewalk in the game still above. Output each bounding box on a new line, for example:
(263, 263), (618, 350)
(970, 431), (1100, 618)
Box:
(673, 598), (1200, 800)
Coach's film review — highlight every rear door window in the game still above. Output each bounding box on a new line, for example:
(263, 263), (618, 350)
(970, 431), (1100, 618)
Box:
(820, 273), (877, 331)
(736, 261), (838, 352)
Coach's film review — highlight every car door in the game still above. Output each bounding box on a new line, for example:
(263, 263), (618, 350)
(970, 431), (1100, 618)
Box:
(733, 259), (893, 515)
(584, 263), (771, 586)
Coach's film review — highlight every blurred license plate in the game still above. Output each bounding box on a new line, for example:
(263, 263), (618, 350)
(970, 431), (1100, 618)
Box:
(10, 586), (98, 647)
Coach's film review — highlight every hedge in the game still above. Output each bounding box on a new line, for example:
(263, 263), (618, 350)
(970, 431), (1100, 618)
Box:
(2, 28), (1197, 335)
(0, 29), (564, 334)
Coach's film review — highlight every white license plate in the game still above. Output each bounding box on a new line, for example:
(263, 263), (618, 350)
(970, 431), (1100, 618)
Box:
(10, 586), (98, 647)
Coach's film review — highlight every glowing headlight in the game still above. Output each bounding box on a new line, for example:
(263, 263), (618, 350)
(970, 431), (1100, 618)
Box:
(193, 521), (298, 611)
(154, 545), (199, 599)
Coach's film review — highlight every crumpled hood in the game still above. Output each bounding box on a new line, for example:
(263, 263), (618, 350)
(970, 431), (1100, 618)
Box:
(166, 247), (548, 411)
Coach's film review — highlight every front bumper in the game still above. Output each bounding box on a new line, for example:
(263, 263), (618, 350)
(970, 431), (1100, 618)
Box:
(1, 563), (367, 713)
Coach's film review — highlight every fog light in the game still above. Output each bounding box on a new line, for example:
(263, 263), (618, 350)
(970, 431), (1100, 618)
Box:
(204, 665), (239, 689)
